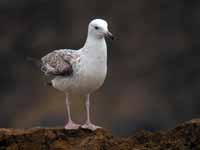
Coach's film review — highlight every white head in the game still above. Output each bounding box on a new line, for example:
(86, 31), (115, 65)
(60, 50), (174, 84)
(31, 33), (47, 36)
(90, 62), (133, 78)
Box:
(88, 19), (114, 40)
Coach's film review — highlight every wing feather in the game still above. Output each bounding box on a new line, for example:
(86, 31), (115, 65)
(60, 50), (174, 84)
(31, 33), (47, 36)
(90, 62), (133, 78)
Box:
(41, 49), (78, 76)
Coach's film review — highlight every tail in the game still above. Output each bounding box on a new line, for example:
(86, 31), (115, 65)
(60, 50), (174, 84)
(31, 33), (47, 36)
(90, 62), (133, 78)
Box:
(46, 81), (53, 86)
(27, 56), (48, 74)
(27, 56), (53, 86)
(26, 56), (42, 68)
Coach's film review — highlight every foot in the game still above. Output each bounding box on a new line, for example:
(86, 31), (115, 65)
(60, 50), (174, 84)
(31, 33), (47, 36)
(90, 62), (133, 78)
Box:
(81, 123), (101, 131)
(64, 121), (80, 130)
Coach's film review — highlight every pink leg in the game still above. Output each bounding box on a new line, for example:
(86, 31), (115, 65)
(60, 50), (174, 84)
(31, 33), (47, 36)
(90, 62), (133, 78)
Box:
(81, 94), (101, 131)
(64, 94), (80, 130)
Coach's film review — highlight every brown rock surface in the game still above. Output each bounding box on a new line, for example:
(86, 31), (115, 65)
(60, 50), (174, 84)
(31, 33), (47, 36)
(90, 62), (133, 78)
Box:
(0, 119), (200, 150)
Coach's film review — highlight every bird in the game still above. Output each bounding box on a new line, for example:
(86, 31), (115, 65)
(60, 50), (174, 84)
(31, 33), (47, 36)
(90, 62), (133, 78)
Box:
(40, 19), (113, 131)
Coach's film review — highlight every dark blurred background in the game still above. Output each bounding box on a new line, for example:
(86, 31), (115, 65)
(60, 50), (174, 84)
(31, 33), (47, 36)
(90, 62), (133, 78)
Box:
(0, 0), (200, 136)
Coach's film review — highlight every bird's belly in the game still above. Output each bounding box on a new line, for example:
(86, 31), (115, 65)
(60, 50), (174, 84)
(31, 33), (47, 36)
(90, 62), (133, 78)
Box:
(80, 70), (106, 93)
(52, 66), (107, 95)
(77, 64), (107, 94)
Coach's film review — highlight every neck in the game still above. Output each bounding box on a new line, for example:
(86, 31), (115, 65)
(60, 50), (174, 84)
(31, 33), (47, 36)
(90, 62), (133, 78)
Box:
(83, 34), (106, 52)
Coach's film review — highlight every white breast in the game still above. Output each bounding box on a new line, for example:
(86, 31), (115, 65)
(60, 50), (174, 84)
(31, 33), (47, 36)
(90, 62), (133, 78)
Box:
(77, 51), (107, 94)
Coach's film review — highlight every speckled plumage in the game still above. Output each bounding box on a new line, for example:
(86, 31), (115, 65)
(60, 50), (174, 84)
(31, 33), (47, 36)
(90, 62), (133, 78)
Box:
(41, 49), (79, 76)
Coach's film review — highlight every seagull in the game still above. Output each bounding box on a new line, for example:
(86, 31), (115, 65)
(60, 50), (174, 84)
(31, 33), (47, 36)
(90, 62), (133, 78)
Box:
(41, 19), (113, 131)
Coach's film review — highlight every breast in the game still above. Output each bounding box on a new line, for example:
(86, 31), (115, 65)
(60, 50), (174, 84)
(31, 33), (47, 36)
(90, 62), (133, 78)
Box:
(78, 59), (107, 93)
(76, 51), (107, 94)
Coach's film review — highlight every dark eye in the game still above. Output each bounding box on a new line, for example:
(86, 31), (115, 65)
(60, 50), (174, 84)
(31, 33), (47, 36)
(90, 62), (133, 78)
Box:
(94, 26), (99, 30)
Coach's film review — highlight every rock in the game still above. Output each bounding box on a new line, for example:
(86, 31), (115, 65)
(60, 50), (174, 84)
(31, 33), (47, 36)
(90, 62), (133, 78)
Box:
(0, 119), (200, 150)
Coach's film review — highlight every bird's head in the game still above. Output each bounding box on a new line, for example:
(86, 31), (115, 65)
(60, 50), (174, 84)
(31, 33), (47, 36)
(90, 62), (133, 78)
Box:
(88, 19), (114, 40)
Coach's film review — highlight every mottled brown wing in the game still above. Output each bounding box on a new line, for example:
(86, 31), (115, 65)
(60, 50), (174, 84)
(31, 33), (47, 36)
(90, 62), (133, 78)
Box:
(41, 50), (73, 76)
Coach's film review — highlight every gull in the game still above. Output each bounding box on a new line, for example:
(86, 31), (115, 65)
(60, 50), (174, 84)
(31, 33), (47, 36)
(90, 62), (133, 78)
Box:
(41, 19), (113, 131)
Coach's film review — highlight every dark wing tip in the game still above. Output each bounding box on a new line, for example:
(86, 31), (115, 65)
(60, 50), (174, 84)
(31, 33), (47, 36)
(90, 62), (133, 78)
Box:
(27, 56), (42, 68)
(46, 81), (53, 86)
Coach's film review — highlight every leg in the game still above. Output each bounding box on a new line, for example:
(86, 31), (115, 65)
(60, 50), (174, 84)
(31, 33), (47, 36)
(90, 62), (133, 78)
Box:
(81, 94), (101, 131)
(64, 94), (80, 129)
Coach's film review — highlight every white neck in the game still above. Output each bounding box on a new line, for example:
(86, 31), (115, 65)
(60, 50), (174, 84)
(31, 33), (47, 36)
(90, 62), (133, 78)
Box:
(81, 32), (107, 66)
(83, 34), (107, 53)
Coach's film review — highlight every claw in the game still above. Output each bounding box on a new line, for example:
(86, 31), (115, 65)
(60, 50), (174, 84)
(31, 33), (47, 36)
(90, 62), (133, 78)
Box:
(81, 123), (101, 131)
(65, 121), (80, 130)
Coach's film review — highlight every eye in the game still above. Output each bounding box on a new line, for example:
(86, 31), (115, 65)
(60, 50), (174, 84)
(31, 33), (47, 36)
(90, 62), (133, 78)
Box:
(94, 26), (99, 30)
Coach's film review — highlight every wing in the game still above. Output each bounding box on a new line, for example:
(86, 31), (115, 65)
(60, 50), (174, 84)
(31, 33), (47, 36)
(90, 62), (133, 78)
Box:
(41, 49), (79, 76)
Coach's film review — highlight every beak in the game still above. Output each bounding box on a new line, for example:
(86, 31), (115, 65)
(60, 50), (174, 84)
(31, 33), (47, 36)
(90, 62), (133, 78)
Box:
(106, 31), (114, 40)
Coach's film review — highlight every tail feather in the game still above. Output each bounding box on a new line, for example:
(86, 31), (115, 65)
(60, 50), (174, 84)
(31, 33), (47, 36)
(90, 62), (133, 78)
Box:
(26, 56), (42, 68)
(46, 81), (53, 86)
(27, 56), (54, 87)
